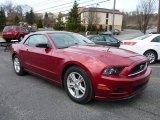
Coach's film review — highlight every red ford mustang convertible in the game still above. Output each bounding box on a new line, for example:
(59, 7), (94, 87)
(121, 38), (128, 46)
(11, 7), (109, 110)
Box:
(10, 31), (151, 103)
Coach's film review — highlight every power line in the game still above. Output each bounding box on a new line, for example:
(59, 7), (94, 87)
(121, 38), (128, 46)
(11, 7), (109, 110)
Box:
(38, 0), (95, 13)
(35, 0), (108, 13)
(52, 0), (108, 13)
(35, 0), (95, 12)
(32, 0), (61, 6)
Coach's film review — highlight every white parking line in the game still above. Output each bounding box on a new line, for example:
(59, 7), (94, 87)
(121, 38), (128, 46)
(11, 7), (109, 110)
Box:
(149, 66), (160, 68)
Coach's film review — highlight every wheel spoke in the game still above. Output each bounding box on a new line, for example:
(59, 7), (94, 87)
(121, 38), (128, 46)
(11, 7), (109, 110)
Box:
(78, 85), (85, 94)
(77, 75), (83, 84)
(74, 89), (80, 98)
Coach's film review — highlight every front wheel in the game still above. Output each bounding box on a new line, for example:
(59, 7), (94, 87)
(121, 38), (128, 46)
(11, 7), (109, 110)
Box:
(13, 55), (25, 75)
(64, 66), (94, 104)
(144, 51), (157, 64)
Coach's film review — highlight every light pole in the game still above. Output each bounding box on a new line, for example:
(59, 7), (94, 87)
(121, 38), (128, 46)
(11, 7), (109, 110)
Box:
(157, 0), (160, 33)
(112, 0), (116, 36)
(96, 3), (99, 33)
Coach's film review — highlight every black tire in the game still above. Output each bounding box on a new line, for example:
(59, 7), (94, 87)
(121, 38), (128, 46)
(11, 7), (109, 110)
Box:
(13, 55), (25, 75)
(5, 39), (11, 42)
(19, 36), (24, 41)
(64, 66), (94, 104)
(144, 50), (157, 64)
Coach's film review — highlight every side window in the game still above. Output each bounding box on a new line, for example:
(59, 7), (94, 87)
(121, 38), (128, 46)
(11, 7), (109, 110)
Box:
(152, 36), (160, 43)
(91, 36), (105, 41)
(24, 35), (50, 47)
(22, 28), (28, 32)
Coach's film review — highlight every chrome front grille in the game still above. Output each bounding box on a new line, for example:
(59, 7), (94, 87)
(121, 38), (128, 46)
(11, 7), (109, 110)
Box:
(128, 62), (148, 76)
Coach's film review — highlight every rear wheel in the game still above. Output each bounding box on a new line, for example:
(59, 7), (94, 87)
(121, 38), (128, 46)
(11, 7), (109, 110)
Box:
(64, 66), (94, 104)
(13, 55), (25, 75)
(144, 50), (157, 64)
(19, 36), (24, 41)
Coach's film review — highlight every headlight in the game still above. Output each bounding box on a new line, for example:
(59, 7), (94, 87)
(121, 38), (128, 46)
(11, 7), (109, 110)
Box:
(103, 67), (124, 75)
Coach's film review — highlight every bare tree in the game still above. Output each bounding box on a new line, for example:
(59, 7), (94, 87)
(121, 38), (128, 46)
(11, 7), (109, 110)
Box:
(15, 5), (23, 16)
(21, 5), (32, 15)
(4, 0), (15, 16)
(85, 11), (100, 30)
(136, 0), (156, 34)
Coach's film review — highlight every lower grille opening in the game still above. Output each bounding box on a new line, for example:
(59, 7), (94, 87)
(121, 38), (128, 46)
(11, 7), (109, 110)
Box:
(132, 82), (147, 92)
(114, 88), (125, 93)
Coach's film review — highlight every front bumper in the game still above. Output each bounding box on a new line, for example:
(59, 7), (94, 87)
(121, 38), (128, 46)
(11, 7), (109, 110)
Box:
(95, 67), (152, 100)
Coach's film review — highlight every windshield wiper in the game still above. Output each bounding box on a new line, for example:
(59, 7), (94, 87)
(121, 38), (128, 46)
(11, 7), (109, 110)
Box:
(58, 46), (69, 49)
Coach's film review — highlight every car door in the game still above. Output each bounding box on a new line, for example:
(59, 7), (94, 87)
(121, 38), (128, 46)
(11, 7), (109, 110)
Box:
(151, 36), (160, 58)
(23, 34), (56, 80)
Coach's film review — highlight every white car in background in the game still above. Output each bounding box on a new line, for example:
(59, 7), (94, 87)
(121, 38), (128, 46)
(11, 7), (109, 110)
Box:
(120, 34), (160, 63)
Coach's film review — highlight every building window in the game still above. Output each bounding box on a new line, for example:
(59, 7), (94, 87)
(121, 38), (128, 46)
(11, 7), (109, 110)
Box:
(106, 13), (109, 18)
(106, 19), (108, 25)
(105, 26), (108, 31)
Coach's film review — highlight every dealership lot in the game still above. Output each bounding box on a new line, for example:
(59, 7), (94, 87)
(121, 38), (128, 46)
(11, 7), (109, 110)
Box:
(0, 47), (160, 120)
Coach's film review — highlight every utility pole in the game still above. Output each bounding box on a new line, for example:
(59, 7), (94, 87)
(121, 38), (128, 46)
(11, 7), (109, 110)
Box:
(157, 0), (160, 33)
(112, 0), (116, 36)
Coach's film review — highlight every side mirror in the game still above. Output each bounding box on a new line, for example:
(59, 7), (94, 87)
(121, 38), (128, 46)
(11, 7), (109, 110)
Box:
(36, 43), (49, 48)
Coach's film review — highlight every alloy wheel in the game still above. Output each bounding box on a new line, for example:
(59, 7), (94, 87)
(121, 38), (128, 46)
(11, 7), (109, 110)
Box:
(145, 52), (156, 63)
(14, 57), (21, 73)
(67, 72), (86, 99)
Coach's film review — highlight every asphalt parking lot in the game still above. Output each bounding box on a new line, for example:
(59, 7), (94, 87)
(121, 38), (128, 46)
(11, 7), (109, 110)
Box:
(0, 46), (160, 120)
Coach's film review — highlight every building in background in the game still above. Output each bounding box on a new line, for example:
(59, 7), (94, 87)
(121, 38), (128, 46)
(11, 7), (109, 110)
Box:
(62, 7), (123, 31)
(80, 7), (123, 31)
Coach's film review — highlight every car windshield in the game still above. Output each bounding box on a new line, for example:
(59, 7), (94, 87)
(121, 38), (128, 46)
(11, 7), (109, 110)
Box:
(134, 34), (152, 40)
(49, 33), (94, 49)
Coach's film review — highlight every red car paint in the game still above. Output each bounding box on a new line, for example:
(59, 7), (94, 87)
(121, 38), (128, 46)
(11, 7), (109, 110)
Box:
(10, 31), (152, 100)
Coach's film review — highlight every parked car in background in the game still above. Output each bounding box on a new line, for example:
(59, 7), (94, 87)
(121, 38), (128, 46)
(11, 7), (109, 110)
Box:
(112, 29), (121, 35)
(120, 34), (160, 63)
(87, 35), (121, 47)
(99, 31), (112, 36)
(146, 27), (157, 34)
(10, 31), (151, 103)
(100, 29), (120, 35)
(2, 26), (29, 42)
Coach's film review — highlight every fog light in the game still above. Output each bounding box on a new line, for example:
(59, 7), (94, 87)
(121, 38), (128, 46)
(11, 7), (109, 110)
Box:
(114, 88), (125, 93)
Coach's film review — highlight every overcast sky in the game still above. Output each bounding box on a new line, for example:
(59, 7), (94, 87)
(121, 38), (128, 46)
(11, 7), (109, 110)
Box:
(0, 0), (152, 13)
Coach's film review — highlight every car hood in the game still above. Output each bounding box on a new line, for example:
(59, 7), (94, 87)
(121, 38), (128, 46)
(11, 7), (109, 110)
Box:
(64, 45), (146, 66)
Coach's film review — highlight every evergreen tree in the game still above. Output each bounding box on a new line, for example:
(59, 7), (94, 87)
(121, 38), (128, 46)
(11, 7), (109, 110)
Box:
(25, 9), (35, 25)
(54, 13), (64, 30)
(14, 15), (20, 25)
(45, 12), (48, 18)
(29, 9), (35, 25)
(25, 12), (30, 23)
(44, 12), (49, 27)
(66, 0), (81, 32)
(0, 7), (6, 30)
(37, 19), (43, 28)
